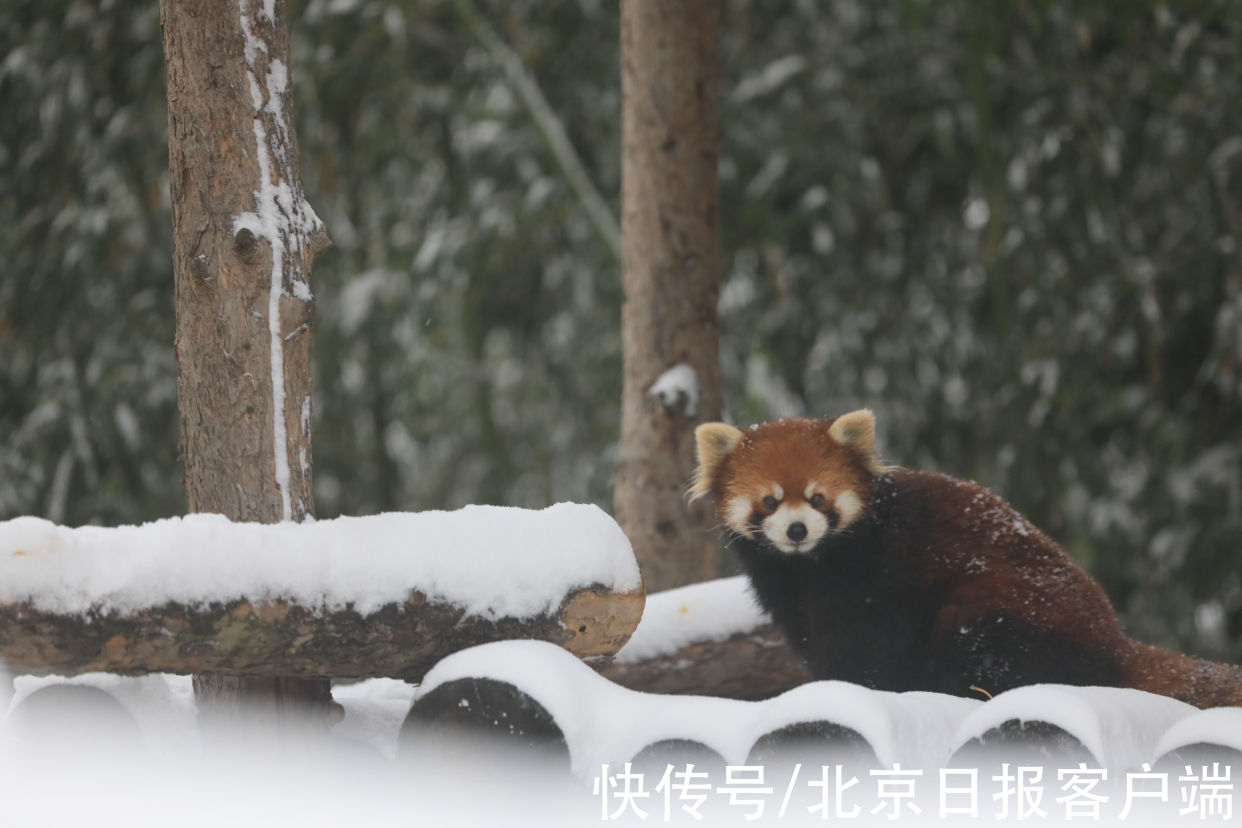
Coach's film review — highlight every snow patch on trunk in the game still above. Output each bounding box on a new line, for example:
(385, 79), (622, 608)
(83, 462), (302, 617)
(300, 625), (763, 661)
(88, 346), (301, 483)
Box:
(648, 362), (699, 417)
(234, 0), (323, 521)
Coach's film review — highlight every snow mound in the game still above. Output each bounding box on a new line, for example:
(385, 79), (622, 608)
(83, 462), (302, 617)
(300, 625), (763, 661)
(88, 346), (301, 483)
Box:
(0, 504), (640, 617)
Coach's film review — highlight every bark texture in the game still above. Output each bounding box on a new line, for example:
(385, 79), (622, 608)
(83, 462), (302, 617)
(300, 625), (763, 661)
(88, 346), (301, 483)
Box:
(600, 624), (811, 700)
(161, 0), (331, 725)
(163, 0), (327, 523)
(0, 587), (644, 681)
(615, 0), (723, 593)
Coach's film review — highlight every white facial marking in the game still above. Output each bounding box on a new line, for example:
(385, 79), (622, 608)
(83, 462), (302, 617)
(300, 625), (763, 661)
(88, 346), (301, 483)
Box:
(834, 490), (863, 528)
(804, 483), (817, 500)
(771, 483), (784, 501)
(763, 503), (829, 555)
(724, 495), (754, 537)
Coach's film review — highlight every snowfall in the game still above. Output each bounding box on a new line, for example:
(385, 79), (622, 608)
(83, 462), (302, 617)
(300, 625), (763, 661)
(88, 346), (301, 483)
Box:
(1, 507), (1239, 827)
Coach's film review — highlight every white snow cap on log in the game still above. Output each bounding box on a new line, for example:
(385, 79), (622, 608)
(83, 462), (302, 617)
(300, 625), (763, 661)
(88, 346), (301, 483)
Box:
(1153, 706), (1242, 758)
(614, 575), (770, 663)
(949, 684), (1197, 769)
(418, 639), (979, 778)
(0, 504), (639, 618)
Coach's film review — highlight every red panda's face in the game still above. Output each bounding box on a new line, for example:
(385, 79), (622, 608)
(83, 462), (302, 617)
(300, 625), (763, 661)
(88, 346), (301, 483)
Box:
(691, 412), (886, 555)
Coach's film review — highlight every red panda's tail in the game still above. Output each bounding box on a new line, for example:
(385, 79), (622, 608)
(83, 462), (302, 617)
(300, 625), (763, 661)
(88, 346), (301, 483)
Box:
(1122, 641), (1242, 709)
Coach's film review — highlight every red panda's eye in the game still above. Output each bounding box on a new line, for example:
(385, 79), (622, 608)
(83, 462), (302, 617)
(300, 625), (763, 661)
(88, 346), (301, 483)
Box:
(810, 493), (825, 508)
(762, 495), (779, 510)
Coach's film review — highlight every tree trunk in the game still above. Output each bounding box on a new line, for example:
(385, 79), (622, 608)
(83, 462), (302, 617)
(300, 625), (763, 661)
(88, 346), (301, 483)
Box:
(615, 0), (723, 592)
(161, 0), (332, 732)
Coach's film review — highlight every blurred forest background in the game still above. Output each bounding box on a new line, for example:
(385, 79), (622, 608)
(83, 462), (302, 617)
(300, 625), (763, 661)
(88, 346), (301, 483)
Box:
(2, 0), (1241, 660)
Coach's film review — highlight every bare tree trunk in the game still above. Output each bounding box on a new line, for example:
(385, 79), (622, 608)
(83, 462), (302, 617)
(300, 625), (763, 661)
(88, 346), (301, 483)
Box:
(161, 0), (332, 733)
(615, 0), (723, 592)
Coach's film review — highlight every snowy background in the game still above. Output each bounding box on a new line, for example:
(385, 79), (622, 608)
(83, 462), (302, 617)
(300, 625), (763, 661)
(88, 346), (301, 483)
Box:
(4, 3), (1242, 824)
(4, 1), (1242, 663)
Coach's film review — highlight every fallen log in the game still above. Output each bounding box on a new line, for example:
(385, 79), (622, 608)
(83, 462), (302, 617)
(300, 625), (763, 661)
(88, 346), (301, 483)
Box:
(597, 576), (810, 699)
(600, 623), (809, 699)
(0, 586), (643, 680)
(0, 507), (644, 679)
(400, 676), (571, 771)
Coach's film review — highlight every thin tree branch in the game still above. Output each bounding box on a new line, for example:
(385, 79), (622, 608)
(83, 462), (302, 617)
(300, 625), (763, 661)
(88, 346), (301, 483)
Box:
(453, 0), (622, 263)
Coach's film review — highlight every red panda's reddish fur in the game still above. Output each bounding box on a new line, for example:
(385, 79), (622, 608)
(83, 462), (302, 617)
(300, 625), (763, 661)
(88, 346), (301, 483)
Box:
(692, 413), (1242, 708)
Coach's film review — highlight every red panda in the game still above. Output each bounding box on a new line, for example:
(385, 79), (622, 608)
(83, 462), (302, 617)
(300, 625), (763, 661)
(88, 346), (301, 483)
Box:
(690, 410), (1242, 708)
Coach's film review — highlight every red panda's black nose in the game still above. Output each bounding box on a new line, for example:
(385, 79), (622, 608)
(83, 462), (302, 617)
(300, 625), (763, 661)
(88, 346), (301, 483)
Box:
(786, 522), (808, 542)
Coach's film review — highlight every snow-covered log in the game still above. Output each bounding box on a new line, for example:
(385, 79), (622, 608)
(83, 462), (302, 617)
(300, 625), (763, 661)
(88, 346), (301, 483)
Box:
(0, 506), (644, 679)
(410, 640), (982, 779)
(947, 684), (1196, 769)
(400, 676), (571, 772)
(598, 576), (810, 698)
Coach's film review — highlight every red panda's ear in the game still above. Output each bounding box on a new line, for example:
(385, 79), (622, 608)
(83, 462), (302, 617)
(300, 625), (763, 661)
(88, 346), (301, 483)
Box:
(828, 409), (878, 463)
(688, 423), (744, 501)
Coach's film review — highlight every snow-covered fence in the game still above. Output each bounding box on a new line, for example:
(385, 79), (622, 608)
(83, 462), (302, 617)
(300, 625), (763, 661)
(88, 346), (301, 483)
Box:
(0, 505), (644, 681)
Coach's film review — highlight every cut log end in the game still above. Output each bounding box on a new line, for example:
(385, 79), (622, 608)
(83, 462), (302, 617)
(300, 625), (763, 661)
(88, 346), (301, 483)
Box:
(559, 588), (645, 660)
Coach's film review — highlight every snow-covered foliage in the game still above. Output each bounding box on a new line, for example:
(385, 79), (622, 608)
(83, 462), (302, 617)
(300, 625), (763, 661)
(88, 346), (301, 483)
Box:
(3, 2), (1242, 662)
(0, 3), (180, 524)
